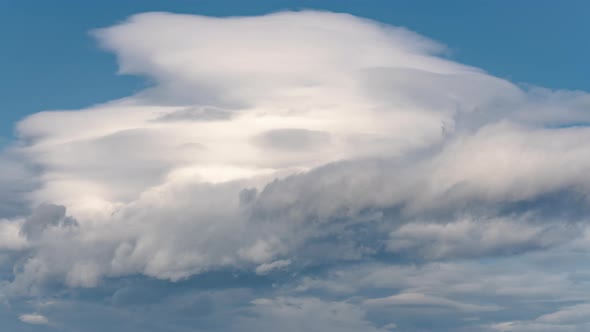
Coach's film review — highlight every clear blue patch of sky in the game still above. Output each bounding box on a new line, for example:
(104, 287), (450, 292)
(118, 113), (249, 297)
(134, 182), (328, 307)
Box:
(0, 0), (588, 139)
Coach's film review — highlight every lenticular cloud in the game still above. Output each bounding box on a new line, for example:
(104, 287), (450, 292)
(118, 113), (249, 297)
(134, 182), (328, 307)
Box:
(2, 11), (590, 331)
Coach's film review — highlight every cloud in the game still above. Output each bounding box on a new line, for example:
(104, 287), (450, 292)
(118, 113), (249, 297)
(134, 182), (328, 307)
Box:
(20, 203), (77, 240)
(0, 220), (27, 251)
(19, 313), (49, 325)
(0, 9), (590, 332)
(154, 106), (234, 122)
(489, 303), (590, 331)
(538, 303), (590, 324)
(255, 259), (291, 275)
(6, 10), (477, 288)
(236, 297), (388, 332)
(365, 292), (501, 313)
(387, 216), (578, 260)
(254, 128), (332, 152)
(0, 149), (37, 219)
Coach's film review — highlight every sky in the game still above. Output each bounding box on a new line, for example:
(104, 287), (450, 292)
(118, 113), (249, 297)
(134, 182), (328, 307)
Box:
(1, 1), (590, 332)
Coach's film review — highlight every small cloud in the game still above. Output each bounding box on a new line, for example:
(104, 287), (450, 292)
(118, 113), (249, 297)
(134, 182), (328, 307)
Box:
(382, 323), (398, 330)
(255, 259), (291, 275)
(19, 313), (49, 325)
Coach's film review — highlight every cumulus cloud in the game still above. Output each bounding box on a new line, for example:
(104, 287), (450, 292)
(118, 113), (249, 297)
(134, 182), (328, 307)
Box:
(20, 204), (77, 240)
(1, 10), (590, 332)
(0, 220), (27, 251)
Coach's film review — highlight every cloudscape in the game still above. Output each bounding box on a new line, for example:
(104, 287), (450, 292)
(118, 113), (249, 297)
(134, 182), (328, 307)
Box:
(2, 9), (590, 332)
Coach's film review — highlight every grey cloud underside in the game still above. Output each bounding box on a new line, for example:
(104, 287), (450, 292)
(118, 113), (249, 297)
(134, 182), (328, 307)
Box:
(254, 128), (331, 151)
(2, 10), (590, 332)
(20, 204), (77, 240)
(154, 106), (234, 122)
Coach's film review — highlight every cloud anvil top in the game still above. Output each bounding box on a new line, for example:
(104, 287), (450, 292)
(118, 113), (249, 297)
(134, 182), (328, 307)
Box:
(2, 10), (590, 332)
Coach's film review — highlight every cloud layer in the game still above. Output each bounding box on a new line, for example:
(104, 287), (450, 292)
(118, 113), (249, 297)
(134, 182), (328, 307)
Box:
(2, 10), (590, 331)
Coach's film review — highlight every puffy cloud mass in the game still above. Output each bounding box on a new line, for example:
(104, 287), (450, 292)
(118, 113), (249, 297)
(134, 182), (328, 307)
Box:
(2, 10), (590, 332)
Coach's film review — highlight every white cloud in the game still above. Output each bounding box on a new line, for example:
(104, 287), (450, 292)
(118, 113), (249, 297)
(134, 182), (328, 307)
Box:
(0, 220), (27, 251)
(365, 292), (501, 312)
(0, 14), (589, 328)
(255, 259), (291, 275)
(538, 303), (590, 325)
(489, 304), (590, 332)
(19, 313), (49, 325)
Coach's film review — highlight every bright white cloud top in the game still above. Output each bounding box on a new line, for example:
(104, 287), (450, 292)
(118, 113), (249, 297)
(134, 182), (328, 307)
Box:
(2, 11), (590, 332)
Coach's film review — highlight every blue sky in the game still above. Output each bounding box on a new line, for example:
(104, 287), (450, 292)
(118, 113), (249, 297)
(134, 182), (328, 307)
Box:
(2, 2), (590, 332)
(1, 0), (589, 139)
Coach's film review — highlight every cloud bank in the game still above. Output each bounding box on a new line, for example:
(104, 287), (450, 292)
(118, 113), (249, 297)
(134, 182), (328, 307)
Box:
(2, 10), (590, 331)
